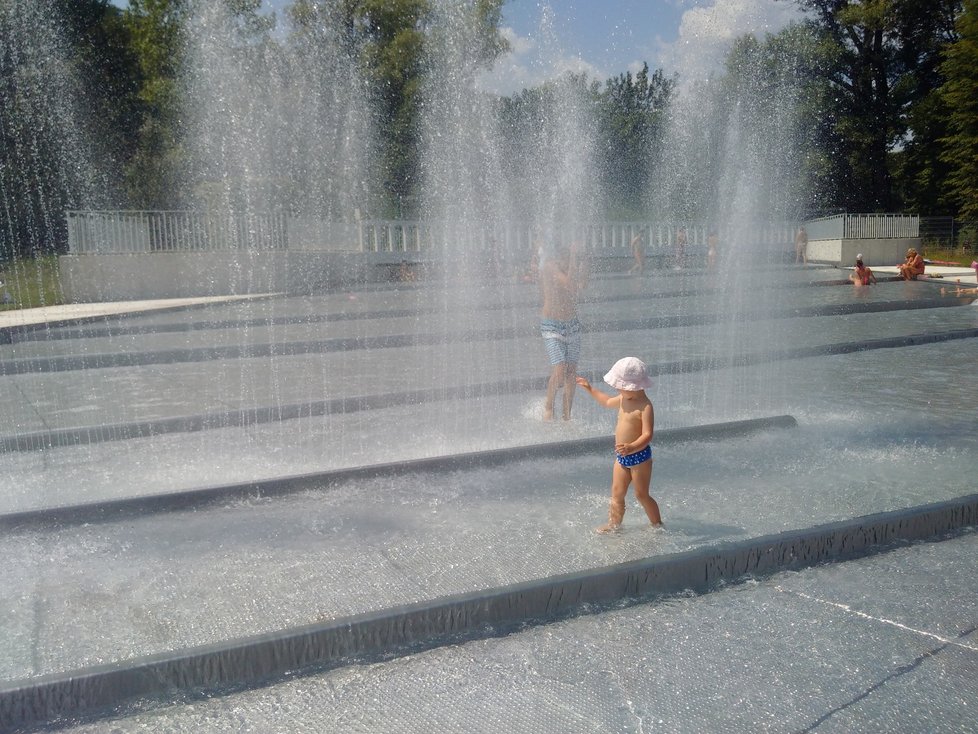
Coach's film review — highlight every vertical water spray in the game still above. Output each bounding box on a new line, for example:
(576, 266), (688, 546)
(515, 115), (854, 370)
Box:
(420, 0), (509, 284)
(183, 1), (371, 243)
(177, 0), (376, 449)
(514, 5), (600, 250)
(0, 0), (107, 291)
(415, 0), (509, 438)
(417, 1), (602, 434)
(650, 37), (807, 420)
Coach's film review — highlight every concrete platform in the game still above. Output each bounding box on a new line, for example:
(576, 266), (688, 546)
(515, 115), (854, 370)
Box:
(0, 265), (976, 730)
(867, 264), (978, 285)
(50, 530), (978, 734)
(0, 294), (280, 330)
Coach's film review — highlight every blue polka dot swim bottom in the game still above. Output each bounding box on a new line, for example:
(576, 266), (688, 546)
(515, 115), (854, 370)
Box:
(616, 444), (652, 467)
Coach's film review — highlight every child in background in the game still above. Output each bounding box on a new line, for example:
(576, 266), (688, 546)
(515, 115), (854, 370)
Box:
(706, 231), (719, 270)
(577, 357), (663, 533)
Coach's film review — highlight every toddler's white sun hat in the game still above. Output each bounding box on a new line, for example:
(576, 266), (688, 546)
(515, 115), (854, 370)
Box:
(604, 357), (652, 391)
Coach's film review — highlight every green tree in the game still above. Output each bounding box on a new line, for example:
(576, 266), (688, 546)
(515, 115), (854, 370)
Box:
(717, 25), (835, 218)
(0, 0), (123, 258)
(496, 83), (558, 221)
(282, 0), (373, 218)
(123, 0), (189, 208)
(795, 0), (962, 212)
(889, 0), (961, 213)
(597, 63), (674, 218)
(796, 0), (903, 210)
(181, 0), (278, 212)
(498, 65), (673, 222)
(939, 0), (978, 219)
(337, 0), (506, 215)
(53, 0), (142, 204)
(338, 0), (429, 214)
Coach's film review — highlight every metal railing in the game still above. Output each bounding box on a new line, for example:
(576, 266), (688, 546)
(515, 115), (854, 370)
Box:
(66, 211), (288, 254)
(919, 216), (977, 251)
(357, 221), (535, 254)
(805, 213), (920, 241)
(66, 211), (798, 256)
(356, 220), (796, 255)
(358, 220), (427, 253)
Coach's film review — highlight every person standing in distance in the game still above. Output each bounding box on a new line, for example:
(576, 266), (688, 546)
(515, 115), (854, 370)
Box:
(794, 226), (808, 265)
(540, 242), (588, 421)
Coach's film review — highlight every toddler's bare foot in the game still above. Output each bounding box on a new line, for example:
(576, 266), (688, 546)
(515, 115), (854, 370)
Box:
(543, 408), (553, 421)
(595, 522), (621, 534)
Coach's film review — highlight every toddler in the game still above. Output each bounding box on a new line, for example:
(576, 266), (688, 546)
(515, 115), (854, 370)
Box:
(577, 357), (662, 533)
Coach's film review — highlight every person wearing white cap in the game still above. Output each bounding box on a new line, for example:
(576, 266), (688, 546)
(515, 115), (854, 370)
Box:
(848, 253), (876, 286)
(576, 357), (663, 533)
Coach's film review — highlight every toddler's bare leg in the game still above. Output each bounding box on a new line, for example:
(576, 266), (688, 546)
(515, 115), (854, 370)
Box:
(596, 462), (630, 533)
(631, 460), (662, 526)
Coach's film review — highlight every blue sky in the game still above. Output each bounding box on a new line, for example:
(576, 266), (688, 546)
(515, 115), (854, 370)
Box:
(485, 0), (803, 92)
(110, 0), (804, 92)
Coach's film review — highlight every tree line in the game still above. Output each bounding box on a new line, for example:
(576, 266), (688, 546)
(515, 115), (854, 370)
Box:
(1, 0), (976, 259)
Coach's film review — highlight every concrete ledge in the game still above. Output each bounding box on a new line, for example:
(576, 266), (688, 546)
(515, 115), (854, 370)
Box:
(807, 238), (921, 267)
(1, 321), (974, 454)
(0, 416), (797, 530)
(58, 252), (437, 302)
(2, 490), (974, 731)
(0, 297), (971, 378)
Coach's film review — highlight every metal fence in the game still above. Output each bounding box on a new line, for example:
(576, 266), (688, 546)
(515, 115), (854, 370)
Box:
(804, 213), (920, 241)
(919, 216), (977, 251)
(66, 211), (289, 254)
(66, 210), (797, 256)
(355, 220), (795, 254)
(357, 221), (534, 253)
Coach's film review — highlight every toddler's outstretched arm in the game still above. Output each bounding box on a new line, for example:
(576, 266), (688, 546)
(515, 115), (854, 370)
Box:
(576, 377), (620, 408)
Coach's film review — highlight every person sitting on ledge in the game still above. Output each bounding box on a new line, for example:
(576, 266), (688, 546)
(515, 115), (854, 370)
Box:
(848, 254), (877, 286)
(898, 248), (925, 280)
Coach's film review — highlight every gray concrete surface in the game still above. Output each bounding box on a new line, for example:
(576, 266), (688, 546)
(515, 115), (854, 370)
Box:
(50, 530), (978, 734)
(0, 264), (975, 731)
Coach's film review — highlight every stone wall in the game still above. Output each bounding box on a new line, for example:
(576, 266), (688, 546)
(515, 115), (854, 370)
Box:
(806, 237), (921, 267)
(58, 251), (412, 302)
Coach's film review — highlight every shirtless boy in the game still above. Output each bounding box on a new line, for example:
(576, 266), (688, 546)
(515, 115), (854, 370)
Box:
(540, 243), (587, 420)
(577, 357), (663, 533)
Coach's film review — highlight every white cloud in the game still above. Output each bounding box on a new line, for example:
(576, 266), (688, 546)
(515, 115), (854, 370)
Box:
(659, 0), (803, 85)
(475, 26), (607, 96)
(502, 25), (535, 57)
